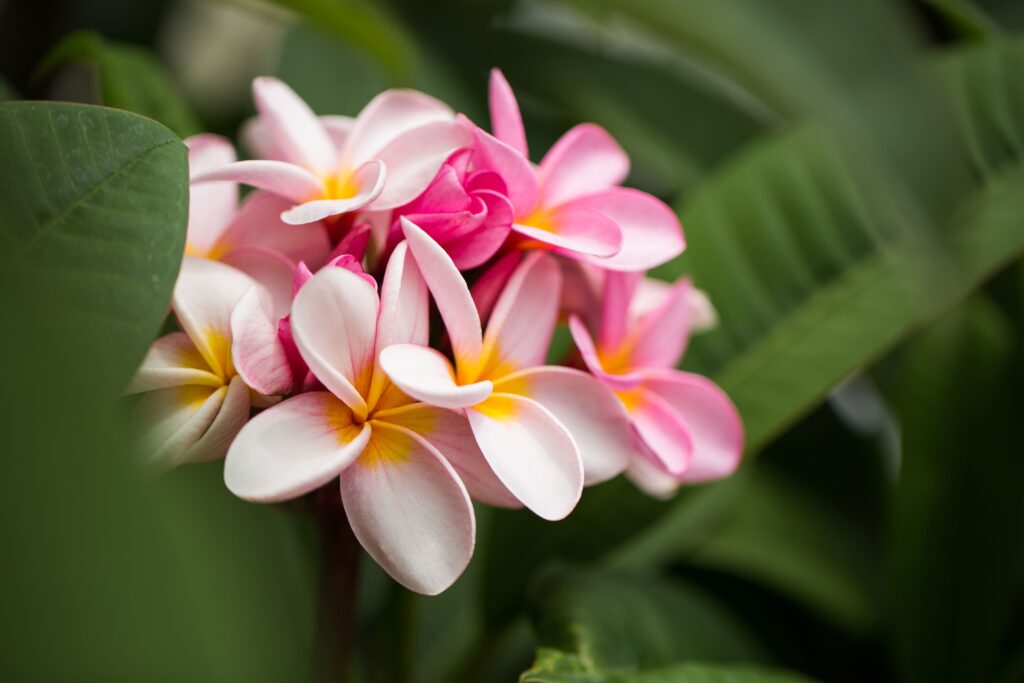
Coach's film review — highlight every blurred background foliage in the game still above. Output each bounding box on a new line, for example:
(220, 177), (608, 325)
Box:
(1, 0), (1023, 681)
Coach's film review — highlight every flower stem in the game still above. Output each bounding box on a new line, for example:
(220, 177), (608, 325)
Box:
(312, 486), (361, 682)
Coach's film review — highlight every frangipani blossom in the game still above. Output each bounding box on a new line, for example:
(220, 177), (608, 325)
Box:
(569, 272), (744, 496)
(127, 258), (271, 470)
(192, 77), (472, 225)
(185, 134), (331, 280)
(224, 241), (475, 595)
(379, 219), (635, 519)
(468, 69), (685, 272)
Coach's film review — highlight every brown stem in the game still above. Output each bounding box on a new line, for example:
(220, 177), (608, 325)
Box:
(311, 485), (361, 682)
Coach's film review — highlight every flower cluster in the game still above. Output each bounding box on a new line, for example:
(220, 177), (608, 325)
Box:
(128, 71), (744, 594)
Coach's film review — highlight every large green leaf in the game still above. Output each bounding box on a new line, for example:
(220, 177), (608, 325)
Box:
(0, 102), (187, 393)
(521, 651), (816, 683)
(886, 298), (1024, 683)
(37, 30), (201, 137)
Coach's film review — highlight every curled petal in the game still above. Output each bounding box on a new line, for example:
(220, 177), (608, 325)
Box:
(191, 160), (323, 204)
(379, 344), (492, 409)
(127, 332), (221, 394)
(281, 160), (386, 225)
(466, 393), (583, 521)
(626, 452), (682, 499)
(513, 206), (622, 259)
(625, 387), (693, 477)
(231, 285), (293, 396)
(134, 383), (221, 470)
(225, 392), (371, 502)
(538, 124), (629, 208)
(369, 120), (472, 210)
(252, 76), (336, 176)
(344, 89), (453, 166)
(184, 375), (252, 463)
(341, 422), (475, 595)
(567, 315), (644, 391)
(467, 119), (539, 216)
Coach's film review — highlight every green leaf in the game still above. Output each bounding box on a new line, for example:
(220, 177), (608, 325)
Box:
(0, 101), (187, 393)
(0, 73), (17, 101)
(264, 0), (418, 84)
(36, 30), (201, 137)
(527, 568), (766, 671)
(886, 297), (1024, 683)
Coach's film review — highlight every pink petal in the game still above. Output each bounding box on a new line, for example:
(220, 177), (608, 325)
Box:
(512, 206), (622, 258)
(466, 118), (539, 216)
(567, 314), (644, 391)
(252, 76), (336, 176)
(400, 218), (483, 378)
(641, 370), (744, 483)
(341, 423), (475, 595)
(242, 114), (354, 162)
(172, 257), (255, 379)
(217, 191), (331, 269)
(443, 213), (511, 270)
(480, 252), (560, 375)
(225, 392), (371, 502)
(378, 344), (492, 409)
(538, 124), (629, 208)
(567, 188), (685, 271)
(191, 160), (323, 204)
(627, 278), (693, 370)
(330, 222), (372, 263)
(344, 89), (454, 167)
(126, 332), (222, 394)
(489, 68), (528, 158)
(626, 453), (682, 499)
(466, 393), (583, 520)
(598, 271), (641, 352)
(290, 267), (379, 419)
(368, 120), (472, 210)
(230, 285), (293, 396)
(496, 367), (632, 485)
(470, 252), (520, 324)
(219, 246), (295, 321)
(281, 160), (385, 225)
(185, 134), (237, 255)
(626, 387), (694, 476)
(375, 403), (521, 508)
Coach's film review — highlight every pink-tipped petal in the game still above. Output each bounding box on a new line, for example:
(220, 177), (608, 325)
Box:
(225, 392), (371, 502)
(173, 257), (255, 379)
(538, 124), (629, 207)
(281, 160), (386, 225)
(341, 423), (475, 595)
(331, 223), (372, 262)
(513, 206), (622, 258)
(231, 285), (293, 396)
(599, 271), (641, 352)
(466, 393), (583, 520)
(191, 160), (323, 205)
(375, 404), (521, 508)
(252, 76), (336, 176)
(568, 188), (685, 271)
(127, 332), (222, 394)
(626, 453), (682, 499)
(480, 252), (560, 375)
(489, 68), (528, 158)
(567, 315), (644, 391)
(628, 278), (693, 370)
(242, 114), (353, 161)
(185, 134), (237, 255)
(379, 344), (492, 409)
(220, 246), (295, 321)
(217, 191), (331, 269)
(291, 267), (379, 419)
(321, 115), (355, 152)
(641, 370), (744, 483)
(369, 120), (472, 210)
(400, 218), (484, 376)
(467, 120), (539, 215)
(626, 387), (694, 476)
(443, 215), (511, 270)
(344, 89), (453, 167)
(470, 252), (520, 323)
(496, 367), (633, 485)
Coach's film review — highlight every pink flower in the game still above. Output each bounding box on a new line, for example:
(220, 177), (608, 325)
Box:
(378, 219), (636, 518)
(126, 258), (274, 469)
(191, 77), (472, 225)
(185, 134), (331, 298)
(224, 241), (475, 595)
(568, 272), (744, 496)
(466, 69), (685, 271)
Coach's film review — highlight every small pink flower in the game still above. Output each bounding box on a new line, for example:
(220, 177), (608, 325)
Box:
(465, 69), (685, 271)
(127, 258), (274, 469)
(191, 77), (472, 225)
(224, 241), (475, 595)
(568, 272), (744, 496)
(379, 219), (637, 518)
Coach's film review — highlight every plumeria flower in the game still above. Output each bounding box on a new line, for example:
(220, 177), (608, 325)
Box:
(127, 258), (271, 470)
(568, 272), (744, 496)
(378, 219), (635, 519)
(191, 77), (472, 225)
(185, 134), (331, 277)
(223, 240), (475, 595)
(466, 69), (685, 271)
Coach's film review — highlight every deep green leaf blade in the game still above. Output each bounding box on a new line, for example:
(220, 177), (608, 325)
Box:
(0, 101), (187, 393)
